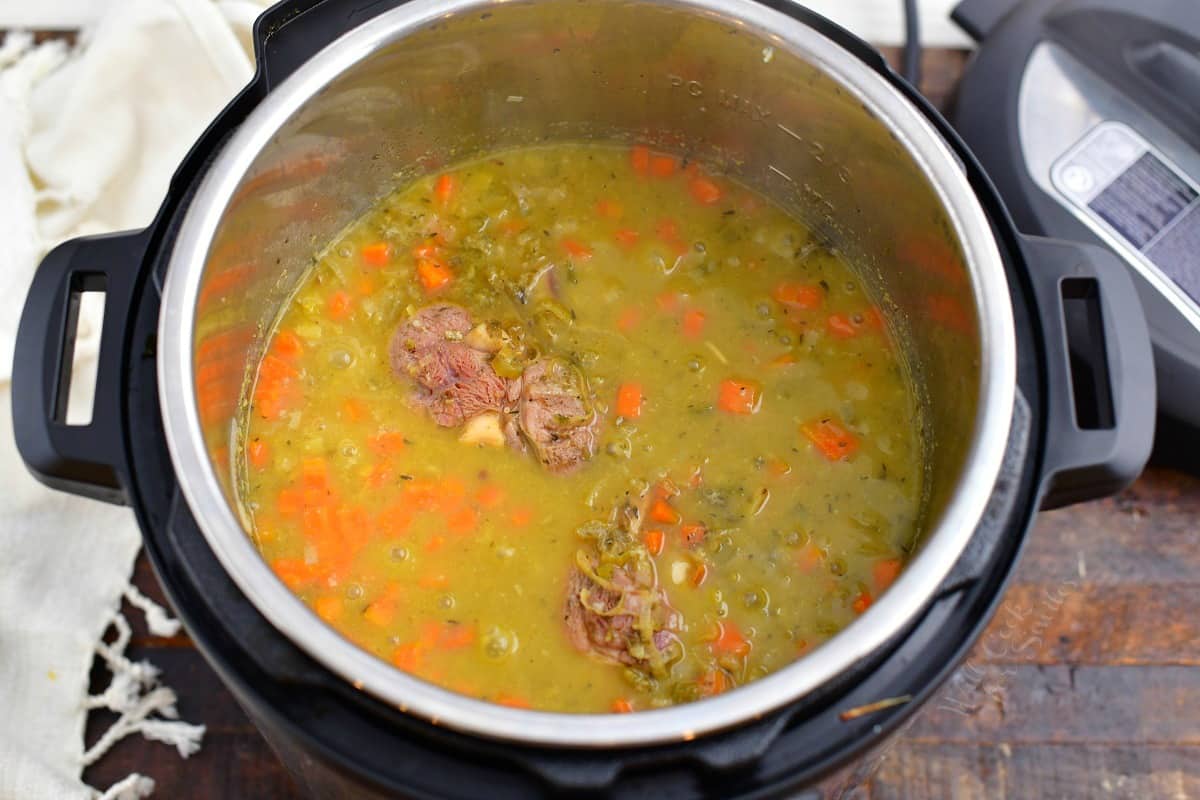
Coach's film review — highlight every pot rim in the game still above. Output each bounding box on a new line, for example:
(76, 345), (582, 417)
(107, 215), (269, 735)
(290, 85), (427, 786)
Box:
(158, 0), (1016, 748)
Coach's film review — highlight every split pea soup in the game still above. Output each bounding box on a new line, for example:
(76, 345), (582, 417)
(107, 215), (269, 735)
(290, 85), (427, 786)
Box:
(237, 143), (924, 713)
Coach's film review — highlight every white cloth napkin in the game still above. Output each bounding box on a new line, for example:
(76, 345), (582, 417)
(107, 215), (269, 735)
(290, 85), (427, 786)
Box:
(0, 2), (267, 798)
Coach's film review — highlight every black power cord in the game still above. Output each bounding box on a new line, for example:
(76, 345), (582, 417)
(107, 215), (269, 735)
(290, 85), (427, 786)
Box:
(902, 0), (923, 87)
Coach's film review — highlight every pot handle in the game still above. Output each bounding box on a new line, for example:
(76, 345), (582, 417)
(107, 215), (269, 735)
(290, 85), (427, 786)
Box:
(12, 230), (150, 505)
(1020, 235), (1155, 510)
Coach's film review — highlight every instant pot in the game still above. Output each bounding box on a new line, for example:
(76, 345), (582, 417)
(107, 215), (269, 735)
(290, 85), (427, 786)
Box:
(12, 0), (1156, 796)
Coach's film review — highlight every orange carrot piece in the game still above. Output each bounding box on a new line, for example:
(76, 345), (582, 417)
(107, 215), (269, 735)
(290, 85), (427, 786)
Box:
(361, 242), (390, 267)
(691, 562), (710, 587)
(271, 558), (313, 589)
(364, 590), (399, 627)
(416, 258), (453, 293)
(826, 314), (859, 339)
(248, 439), (270, 469)
(343, 397), (369, 422)
(434, 174), (457, 206)
(772, 282), (823, 310)
(392, 642), (424, 671)
(615, 382), (643, 419)
(650, 154), (679, 177)
(509, 507), (533, 527)
(873, 559), (903, 592)
(314, 595), (342, 622)
(644, 529), (665, 557)
(801, 418), (859, 461)
(273, 330), (303, 359)
(496, 693), (532, 709)
(475, 483), (506, 509)
(328, 291), (353, 320)
(717, 379), (762, 415)
(688, 175), (723, 205)
(682, 309), (706, 339)
(852, 592), (873, 615)
(368, 431), (407, 456)
(712, 621), (751, 657)
(655, 217), (681, 242)
(769, 352), (798, 368)
(681, 523), (706, 548)
(277, 487), (303, 515)
(655, 291), (680, 313)
(439, 623), (476, 650)
(301, 457), (329, 490)
(595, 198), (623, 219)
(616, 307), (641, 332)
(356, 275), (378, 296)
(797, 543), (824, 573)
(766, 457), (791, 477)
(612, 698), (635, 714)
(424, 535), (446, 554)
(630, 145), (651, 175)
(447, 506), (479, 535)
(562, 238), (594, 260)
(648, 498), (680, 525)
(614, 228), (640, 250)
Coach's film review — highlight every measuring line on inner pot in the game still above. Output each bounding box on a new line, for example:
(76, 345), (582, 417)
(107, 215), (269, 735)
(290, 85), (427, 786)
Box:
(10, 0), (1155, 797)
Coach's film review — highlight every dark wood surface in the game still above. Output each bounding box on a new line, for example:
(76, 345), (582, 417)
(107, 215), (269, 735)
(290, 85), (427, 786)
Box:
(80, 48), (1200, 798)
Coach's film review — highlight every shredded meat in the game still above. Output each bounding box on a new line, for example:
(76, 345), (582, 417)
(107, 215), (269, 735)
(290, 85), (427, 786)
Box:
(389, 304), (510, 427)
(516, 357), (599, 473)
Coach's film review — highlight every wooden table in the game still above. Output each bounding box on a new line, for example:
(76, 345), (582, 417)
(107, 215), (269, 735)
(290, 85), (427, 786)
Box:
(79, 49), (1200, 799)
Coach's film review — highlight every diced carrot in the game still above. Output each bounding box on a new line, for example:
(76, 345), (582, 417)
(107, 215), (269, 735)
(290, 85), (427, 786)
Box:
(302, 505), (332, 537)
(356, 275), (378, 296)
(615, 382), (643, 419)
(630, 145), (651, 175)
(328, 291), (353, 320)
(416, 258), (453, 293)
(434, 173), (457, 206)
(612, 697), (635, 714)
(419, 573), (449, 589)
(769, 352), (798, 368)
(681, 309), (706, 339)
(655, 218), (681, 242)
(259, 353), (297, 383)
(644, 529), (665, 556)
(649, 498), (681, 525)
(361, 242), (390, 268)
(655, 291), (680, 313)
(866, 306), (886, 330)
(368, 460), (394, 489)
(343, 397), (369, 422)
(650, 154), (679, 177)
(772, 282), (823, 310)
(562, 238), (594, 260)
(496, 693), (532, 709)
(616, 307), (640, 332)
(277, 487), (303, 515)
(801, 418), (859, 461)
(392, 642), (424, 672)
(301, 457), (329, 490)
(688, 175), (723, 205)
(271, 558), (313, 589)
(852, 592), (873, 615)
(826, 313), (859, 339)
(711, 621), (751, 657)
(439, 623), (476, 650)
(699, 670), (730, 696)
(314, 595), (342, 622)
(273, 330), (303, 359)
(475, 483), (506, 509)
(688, 467), (704, 488)
(248, 439), (270, 469)
(368, 432), (407, 456)
(424, 535), (446, 554)
(364, 589), (399, 627)
(509, 507), (533, 527)
(797, 543), (824, 573)
(447, 506), (479, 535)
(614, 228), (640, 250)
(717, 379), (762, 415)
(681, 523), (706, 548)
(873, 559), (903, 592)
(691, 562), (709, 587)
(595, 198), (623, 218)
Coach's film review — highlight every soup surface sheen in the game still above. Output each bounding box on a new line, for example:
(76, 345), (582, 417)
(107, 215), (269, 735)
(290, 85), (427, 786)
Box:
(238, 143), (923, 713)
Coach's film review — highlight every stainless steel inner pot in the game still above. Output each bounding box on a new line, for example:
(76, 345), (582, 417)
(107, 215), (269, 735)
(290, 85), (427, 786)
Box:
(159, 0), (1016, 747)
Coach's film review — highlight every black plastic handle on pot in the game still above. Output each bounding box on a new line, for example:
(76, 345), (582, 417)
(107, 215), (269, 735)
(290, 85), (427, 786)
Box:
(12, 230), (150, 506)
(1022, 235), (1156, 510)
